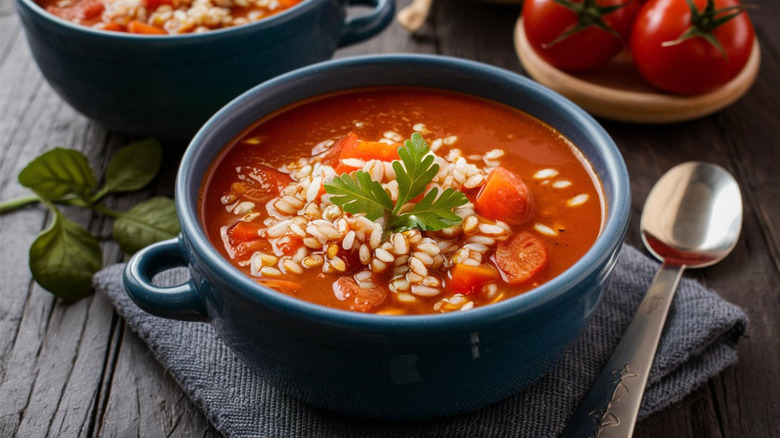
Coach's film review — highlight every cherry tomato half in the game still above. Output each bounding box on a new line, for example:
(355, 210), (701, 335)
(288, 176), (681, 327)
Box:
(523, 0), (640, 71)
(629, 0), (754, 95)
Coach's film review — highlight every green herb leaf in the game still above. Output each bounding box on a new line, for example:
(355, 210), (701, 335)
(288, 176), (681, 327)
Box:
(112, 197), (180, 254)
(94, 139), (163, 201)
(18, 148), (97, 201)
(325, 171), (394, 221)
(392, 132), (439, 213)
(391, 187), (469, 231)
(324, 132), (469, 233)
(29, 207), (102, 302)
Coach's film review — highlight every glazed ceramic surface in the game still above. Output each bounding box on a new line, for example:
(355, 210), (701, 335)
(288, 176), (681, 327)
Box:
(124, 55), (631, 419)
(14, 0), (394, 141)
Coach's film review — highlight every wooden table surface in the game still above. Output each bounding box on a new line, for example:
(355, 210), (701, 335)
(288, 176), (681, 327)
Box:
(1, 0), (778, 436)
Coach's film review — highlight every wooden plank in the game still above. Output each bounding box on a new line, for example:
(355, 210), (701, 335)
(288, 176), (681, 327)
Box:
(98, 325), (218, 438)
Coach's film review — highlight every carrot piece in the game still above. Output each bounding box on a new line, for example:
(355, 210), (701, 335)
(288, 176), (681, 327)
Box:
(277, 0), (302, 7)
(495, 232), (549, 284)
(474, 167), (535, 225)
(332, 277), (387, 313)
(257, 279), (303, 292)
(227, 220), (262, 243)
(99, 22), (124, 32)
(448, 263), (501, 295)
(127, 20), (167, 34)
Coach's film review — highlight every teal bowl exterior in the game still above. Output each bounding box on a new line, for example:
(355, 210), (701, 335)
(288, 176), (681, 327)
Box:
(14, 0), (394, 141)
(124, 55), (631, 419)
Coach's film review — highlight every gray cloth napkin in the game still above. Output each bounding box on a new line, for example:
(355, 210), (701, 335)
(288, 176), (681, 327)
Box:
(94, 244), (748, 438)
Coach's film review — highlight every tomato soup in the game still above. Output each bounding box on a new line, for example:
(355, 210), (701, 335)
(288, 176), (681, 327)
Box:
(200, 88), (605, 315)
(38, 0), (302, 34)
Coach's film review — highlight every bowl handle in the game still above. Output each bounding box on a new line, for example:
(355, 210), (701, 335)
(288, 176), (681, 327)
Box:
(123, 236), (208, 322)
(339, 0), (395, 47)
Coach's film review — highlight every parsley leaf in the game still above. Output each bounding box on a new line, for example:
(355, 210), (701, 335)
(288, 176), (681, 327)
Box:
(393, 132), (440, 213)
(391, 187), (469, 231)
(326, 171), (393, 220)
(324, 132), (469, 233)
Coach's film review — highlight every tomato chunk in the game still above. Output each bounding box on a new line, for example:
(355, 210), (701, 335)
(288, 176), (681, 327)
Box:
(231, 164), (291, 202)
(48, 0), (104, 21)
(127, 20), (167, 34)
(332, 277), (387, 312)
(448, 263), (501, 295)
(475, 167), (535, 225)
(495, 232), (548, 284)
(275, 235), (303, 256)
(226, 220), (262, 243)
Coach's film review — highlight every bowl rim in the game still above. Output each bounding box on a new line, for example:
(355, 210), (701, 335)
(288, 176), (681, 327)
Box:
(180, 54), (631, 331)
(15, 0), (320, 41)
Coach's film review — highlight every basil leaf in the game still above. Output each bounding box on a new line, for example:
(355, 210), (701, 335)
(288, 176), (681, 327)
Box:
(113, 197), (180, 254)
(29, 208), (102, 302)
(19, 148), (97, 201)
(96, 139), (163, 200)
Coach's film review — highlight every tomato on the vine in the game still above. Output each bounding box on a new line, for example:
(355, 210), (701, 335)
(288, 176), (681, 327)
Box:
(523, 0), (640, 71)
(629, 0), (754, 95)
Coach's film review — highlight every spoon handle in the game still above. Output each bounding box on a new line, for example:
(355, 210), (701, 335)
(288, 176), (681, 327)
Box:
(561, 263), (684, 438)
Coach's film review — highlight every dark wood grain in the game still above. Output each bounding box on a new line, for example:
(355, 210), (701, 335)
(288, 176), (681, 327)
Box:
(0, 0), (778, 437)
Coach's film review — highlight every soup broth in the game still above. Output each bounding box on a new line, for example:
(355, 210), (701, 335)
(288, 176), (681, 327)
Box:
(201, 88), (605, 315)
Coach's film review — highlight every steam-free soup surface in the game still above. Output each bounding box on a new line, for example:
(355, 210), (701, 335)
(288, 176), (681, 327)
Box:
(201, 88), (604, 315)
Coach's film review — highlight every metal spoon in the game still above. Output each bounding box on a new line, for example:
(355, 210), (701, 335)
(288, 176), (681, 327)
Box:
(562, 162), (742, 438)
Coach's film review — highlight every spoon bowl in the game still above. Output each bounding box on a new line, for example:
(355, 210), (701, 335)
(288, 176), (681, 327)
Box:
(563, 161), (742, 437)
(641, 162), (742, 267)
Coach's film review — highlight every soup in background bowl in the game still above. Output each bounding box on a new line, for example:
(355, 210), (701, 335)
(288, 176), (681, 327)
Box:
(14, 0), (394, 140)
(124, 55), (630, 419)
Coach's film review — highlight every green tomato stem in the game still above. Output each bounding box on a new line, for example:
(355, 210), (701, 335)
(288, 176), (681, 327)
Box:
(0, 194), (41, 214)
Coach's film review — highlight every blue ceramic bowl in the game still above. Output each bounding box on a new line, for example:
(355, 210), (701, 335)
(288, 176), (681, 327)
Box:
(14, 0), (394, 141)
(124, 55), (631, 419)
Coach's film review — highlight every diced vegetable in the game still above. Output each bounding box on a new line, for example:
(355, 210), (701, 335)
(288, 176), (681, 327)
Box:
(275, 234), (303, 256)
(475, 167), (535, 225)
(331, 132), (401, 174)
(495, 232), (549, 284)
(47, 0), (104, 21)
(226, 220), (262, 243)
(100, 22), (124, 32)
(257, 279), (303, 292)
(448, 263), (501, 295)
(127, 20), (167, 34)
(233, 239), (267, 259)
(231, 164), (291, 202)
(332, 277), (387, 312)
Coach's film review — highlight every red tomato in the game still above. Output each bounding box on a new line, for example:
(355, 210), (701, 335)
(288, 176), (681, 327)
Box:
(230, 165), (291, 203)
(629, 0), (754, 95)
(523, 0), (640, 71)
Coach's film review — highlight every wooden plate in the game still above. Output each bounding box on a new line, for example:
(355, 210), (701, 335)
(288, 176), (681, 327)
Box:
(513, 18), (761, 123)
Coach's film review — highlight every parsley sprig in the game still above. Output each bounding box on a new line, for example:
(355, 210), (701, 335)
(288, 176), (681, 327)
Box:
(325, 132), (468, 232)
